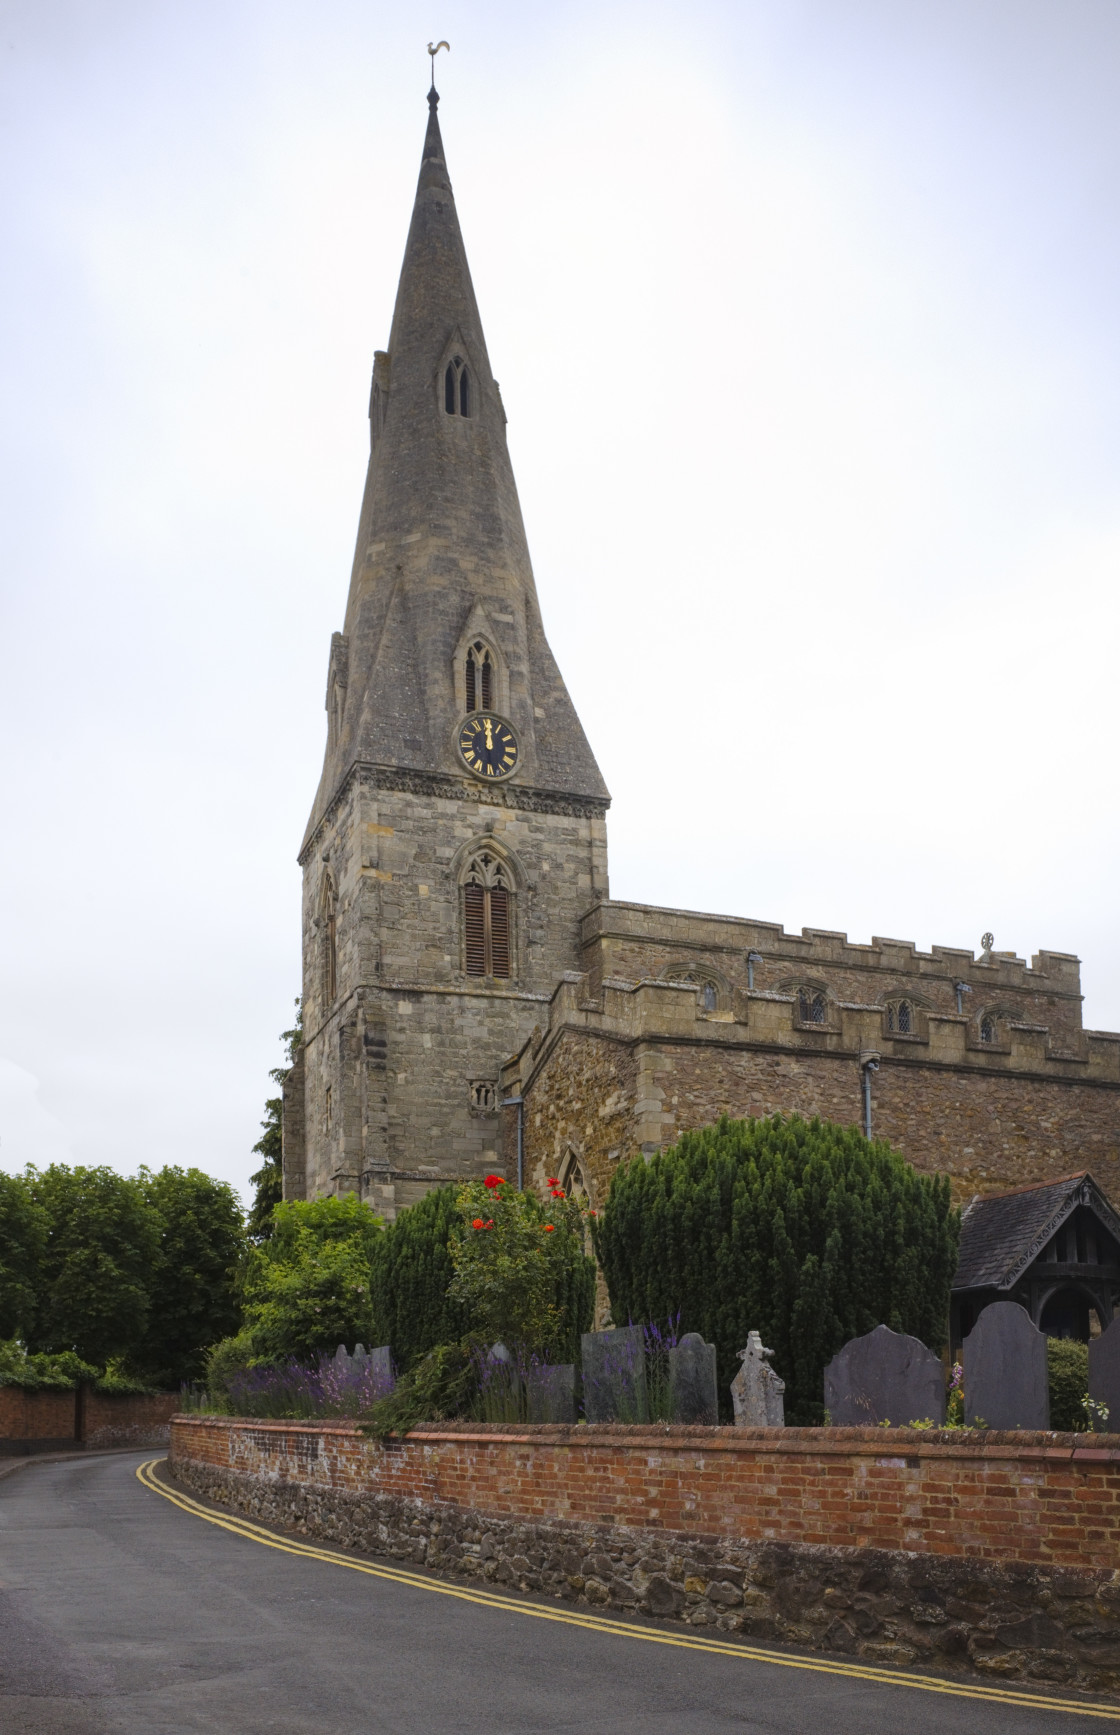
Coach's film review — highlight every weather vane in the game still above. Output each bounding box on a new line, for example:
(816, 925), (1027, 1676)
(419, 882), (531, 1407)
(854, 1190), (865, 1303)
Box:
(428, 40), (450, 92)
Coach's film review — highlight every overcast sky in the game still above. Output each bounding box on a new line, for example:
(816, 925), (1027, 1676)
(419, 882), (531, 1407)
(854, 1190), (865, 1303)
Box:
(3, 0), (1119, 1203)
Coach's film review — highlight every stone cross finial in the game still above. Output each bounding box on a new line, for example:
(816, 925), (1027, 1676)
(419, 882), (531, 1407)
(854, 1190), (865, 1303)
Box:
(981, 932), (994, 954)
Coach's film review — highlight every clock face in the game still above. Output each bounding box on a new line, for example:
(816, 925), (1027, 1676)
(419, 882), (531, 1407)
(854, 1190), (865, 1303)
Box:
(458, 712), (519, 780)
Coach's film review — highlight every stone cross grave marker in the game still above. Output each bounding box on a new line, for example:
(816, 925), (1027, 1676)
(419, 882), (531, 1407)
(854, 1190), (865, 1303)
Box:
(730, 1332), (786, 1427)
(526, 1363), (576, 1423)
(964, 1301), (1049, 1430)
(1089, 1316), (1120, 1431)
(581, 1326), (648, 1422)
(824, 1324), (945, 1426)
(669, 1332), (718, 1424)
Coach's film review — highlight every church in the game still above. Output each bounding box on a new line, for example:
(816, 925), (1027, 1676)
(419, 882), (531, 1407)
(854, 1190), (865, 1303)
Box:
(282, 86), (1120, 1223)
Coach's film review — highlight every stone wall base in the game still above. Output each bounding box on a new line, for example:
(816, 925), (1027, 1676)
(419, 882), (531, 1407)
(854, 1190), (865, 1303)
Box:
(169, 1458), (1120, 1696)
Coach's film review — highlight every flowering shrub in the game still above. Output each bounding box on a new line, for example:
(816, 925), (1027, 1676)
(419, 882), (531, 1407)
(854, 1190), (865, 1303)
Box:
(207, 1350), (395, 1419)
(449, 1177), (595, 1359)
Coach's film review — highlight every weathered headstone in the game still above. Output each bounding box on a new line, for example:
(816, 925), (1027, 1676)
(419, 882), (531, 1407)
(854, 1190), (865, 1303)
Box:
(964, 1302), (1049, 1430)
(581, 1326), (648, 1422)
(668, 1332), (718, 1424)
(1088, 1317), (1120, 1431)
(824, 1324), (945, 1426)
(526, 1363), (576, 1423)
(368, 1345), (394, 1398)
(731, 1332), (786, 1427)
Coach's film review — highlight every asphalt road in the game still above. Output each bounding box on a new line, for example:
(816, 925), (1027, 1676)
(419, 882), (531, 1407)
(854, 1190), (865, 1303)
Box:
(0, 1451), (1115, 1735)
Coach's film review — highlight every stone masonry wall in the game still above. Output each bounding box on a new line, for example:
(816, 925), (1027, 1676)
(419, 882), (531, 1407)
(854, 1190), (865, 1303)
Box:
(170, 1416), (1120, 1693)
(296, 769), (608, 1210)
(516, 1026), (1120, 1207)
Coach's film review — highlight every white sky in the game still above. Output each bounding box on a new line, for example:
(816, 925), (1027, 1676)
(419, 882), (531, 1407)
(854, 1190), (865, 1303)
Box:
(2, 0), (1119, 1202)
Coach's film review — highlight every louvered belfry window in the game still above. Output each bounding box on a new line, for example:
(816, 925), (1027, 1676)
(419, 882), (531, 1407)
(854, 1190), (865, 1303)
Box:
(462, 853), (512, 978)
(465, 641), (493, 714)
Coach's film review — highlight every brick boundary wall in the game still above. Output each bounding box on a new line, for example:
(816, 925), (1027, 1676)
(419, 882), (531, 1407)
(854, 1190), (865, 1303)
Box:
(1, 1387), (179, 1454)
(170, 1416), (1120, 1693)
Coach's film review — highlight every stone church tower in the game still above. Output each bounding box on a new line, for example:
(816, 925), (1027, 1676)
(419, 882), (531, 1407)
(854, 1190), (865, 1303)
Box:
(282, 88), (610, 1214)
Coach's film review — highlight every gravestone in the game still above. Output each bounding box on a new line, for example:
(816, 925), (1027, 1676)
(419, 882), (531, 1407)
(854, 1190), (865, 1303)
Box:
(368, 1345), (394, 1398)
(526, 1363), (576, 1423)
(824, 1324), (945, 1426)
(730, 1332), (786, 1427)
(581, 1326), (648, 1422)
(669, 1333), (718, 1424)
(1089, 1317), (1120, 1431)
(964, 1301), (1049, 1430)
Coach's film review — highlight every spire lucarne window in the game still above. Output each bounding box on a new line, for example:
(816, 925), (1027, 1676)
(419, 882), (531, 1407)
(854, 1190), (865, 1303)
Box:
(321, 873), (338, 1003)
(465, 641), (493, 713)
(444, 354), (471, 417)
(462, 851), (512, 978)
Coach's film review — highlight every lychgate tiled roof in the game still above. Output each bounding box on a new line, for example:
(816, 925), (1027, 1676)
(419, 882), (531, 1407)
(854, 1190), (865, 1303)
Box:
(953, 1172), (1120, 1292)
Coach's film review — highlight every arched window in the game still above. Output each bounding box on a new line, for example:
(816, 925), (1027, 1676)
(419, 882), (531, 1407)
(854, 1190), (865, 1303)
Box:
(980, 1014), (996, 1045)
(667, 967), (721, 1012)
(557, 1147), (592, 1207)
(465, 641), (494, 714)
(798, 988), (827, 1025)
(887, 1000), (913, 1035)
(321, 874), (338, 1003)
(462, 851), (513, 979)
(444, 355), (472, 418)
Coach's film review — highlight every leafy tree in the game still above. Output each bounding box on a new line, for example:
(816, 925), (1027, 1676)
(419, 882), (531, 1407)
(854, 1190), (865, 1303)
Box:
(138, 1167), (246, 1385)
(0, 1171), (46, 1339)
(592, 1114), (959, 1425)
(242, 1195), (382, 1362)
(25, 1165), (160, 1368)
(368, 1186), (472, 1372)
(247, 1002), (302, 1243)
(448, 1176), (595, 1359)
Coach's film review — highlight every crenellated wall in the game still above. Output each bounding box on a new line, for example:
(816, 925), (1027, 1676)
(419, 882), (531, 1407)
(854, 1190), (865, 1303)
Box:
(498, 903), (1120, 1206)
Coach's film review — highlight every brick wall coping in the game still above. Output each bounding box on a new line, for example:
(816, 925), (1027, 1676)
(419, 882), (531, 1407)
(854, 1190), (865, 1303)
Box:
(170, 1413), (1120, 1464)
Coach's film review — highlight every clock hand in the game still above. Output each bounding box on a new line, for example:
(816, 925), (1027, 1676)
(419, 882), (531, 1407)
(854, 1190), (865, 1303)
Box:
(484, 719), (493, 750)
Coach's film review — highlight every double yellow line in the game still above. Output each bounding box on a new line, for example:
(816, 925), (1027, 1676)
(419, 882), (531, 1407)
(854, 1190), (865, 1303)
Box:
(136, 1459), (1119, 1721)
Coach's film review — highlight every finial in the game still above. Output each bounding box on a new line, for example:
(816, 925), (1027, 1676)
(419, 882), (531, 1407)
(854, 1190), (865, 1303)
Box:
(428, 40), (449, 105)
(981, 932), (994, 955)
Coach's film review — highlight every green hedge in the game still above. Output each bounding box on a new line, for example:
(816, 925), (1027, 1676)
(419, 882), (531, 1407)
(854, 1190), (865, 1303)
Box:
(369, 1188), (472, 1372)
(593, 1113), (959, 1424)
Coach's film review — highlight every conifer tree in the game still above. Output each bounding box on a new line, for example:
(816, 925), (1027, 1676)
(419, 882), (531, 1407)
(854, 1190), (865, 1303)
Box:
(592, 1114), (959, 1424)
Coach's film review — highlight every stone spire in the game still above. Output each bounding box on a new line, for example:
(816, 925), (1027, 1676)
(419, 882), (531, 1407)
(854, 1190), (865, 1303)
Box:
(303, 89), (608, 850)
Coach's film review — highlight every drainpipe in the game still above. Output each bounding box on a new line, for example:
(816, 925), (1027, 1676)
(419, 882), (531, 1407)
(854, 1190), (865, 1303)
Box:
(859, 1053), (880, 1140)
(954, 981), (972, 1016)
(501, 1095), (524, 1190)
(747, 951), (762, 991)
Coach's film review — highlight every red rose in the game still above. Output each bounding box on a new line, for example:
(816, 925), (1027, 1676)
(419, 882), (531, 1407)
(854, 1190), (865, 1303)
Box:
(543, 1224), (555, 1232)
(472, 1217), (484, 1229)
(546, 1178), (558, 1186)
(484, 1174), (504, 1189)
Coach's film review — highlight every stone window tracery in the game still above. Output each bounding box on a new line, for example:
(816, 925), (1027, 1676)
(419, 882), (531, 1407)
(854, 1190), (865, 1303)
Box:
(665, 967), (722, 1013)
(465, 640), (494, 714)
(886, 999), (913, 1035)
(321, 873), (338, 1003)
(462, 851), (513, 979)
(445, 355), (472, 418)
(798, 988), (827, 1025)
(980, 1014), (996, 1045)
